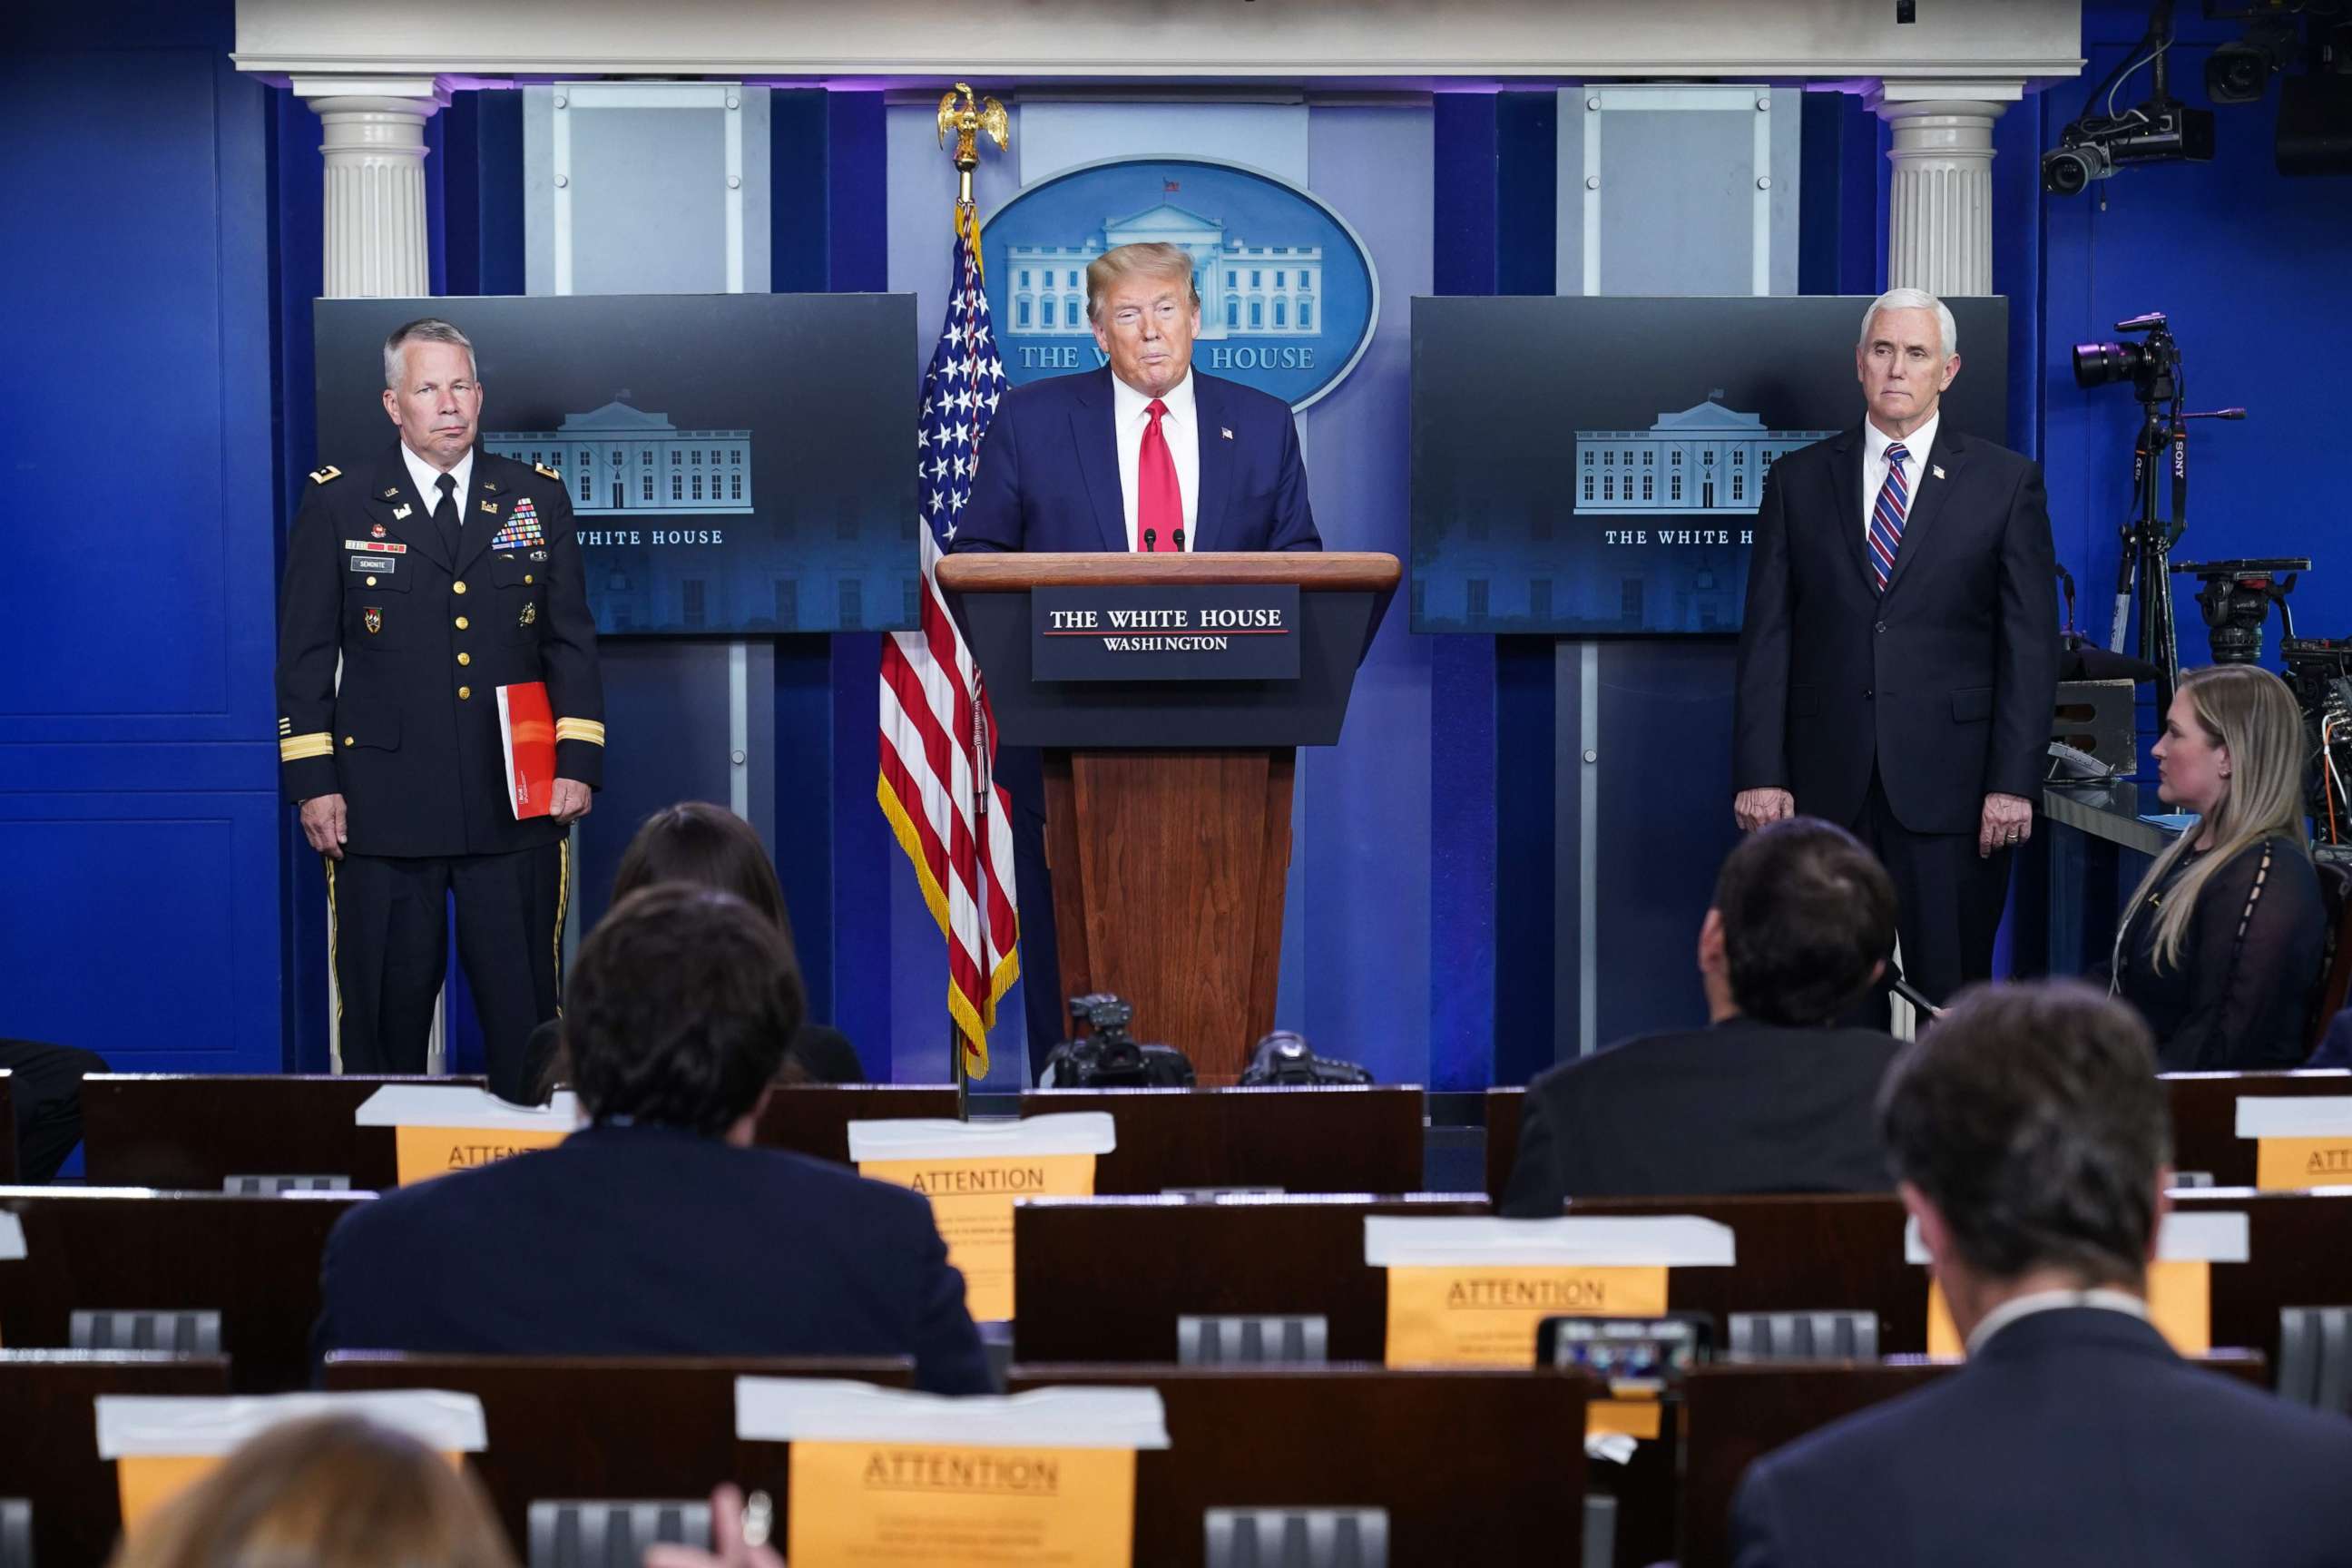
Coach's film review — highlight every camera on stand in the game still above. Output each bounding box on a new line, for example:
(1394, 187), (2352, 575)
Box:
(1037, 993), (1197, 1089)
(2073, 311), (2180, 402)
(2073, 310), (2246, 717)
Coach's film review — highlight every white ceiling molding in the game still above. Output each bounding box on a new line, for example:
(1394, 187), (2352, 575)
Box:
(234, 0), (2084, 89)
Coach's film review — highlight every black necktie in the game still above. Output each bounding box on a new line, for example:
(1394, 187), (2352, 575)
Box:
(433, 473), (460, 562)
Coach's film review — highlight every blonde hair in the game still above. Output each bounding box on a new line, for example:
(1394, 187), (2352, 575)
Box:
(2121, 665), (2310, 973)
(1084, 242), (1200, 325)
(109, 1414), (517, 1568)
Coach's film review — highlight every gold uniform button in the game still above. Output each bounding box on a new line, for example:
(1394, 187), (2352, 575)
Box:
(365, 575), (377, 587)
(453, 581), (468, 595)
(455, 615), (469, 630)
(457, 652), (471, 666)
(524, 574), (534, 584)
(343, 737), (355, 747)
(457, 686), (472, 701)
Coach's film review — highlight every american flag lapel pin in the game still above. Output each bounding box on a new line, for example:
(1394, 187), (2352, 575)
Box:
(1933, 465), (1946, 480)
(1220, 426), (1234, 441)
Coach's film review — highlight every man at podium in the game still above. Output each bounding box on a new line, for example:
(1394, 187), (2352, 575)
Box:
(953, 240), (1323, 1069)
(952, 240), (1322, 555)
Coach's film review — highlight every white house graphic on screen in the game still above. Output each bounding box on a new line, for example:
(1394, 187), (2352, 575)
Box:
(1005, 200), (1322, 340)
(1573, 394), (1835, 516)
(485, 395), (753, 516)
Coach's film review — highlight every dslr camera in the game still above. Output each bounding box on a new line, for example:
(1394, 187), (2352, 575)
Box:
(1239, 1031), (1376, 1087)
(1038, 994), (1197, 1089)
(2073, 311), (2180, 404)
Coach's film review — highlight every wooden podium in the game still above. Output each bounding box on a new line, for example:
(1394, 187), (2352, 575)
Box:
(936, 553), (1399, 1082)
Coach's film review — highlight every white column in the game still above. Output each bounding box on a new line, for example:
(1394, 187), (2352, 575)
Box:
(1870, 83), (2020, 298)
(293, 76), (449, 299)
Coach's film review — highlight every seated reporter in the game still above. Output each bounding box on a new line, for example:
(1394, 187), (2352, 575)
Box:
(1732, 982), (2352, 1568)
(315, 883), (991, 1394)
(2112, 665), (2324, 1072)
(523, 800), (863, 1099)
(1502, 818), (1902, 1215)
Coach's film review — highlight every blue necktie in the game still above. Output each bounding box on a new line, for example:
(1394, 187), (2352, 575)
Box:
(1869, 442), (1910, 592)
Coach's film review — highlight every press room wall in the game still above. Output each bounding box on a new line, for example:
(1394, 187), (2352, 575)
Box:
(1, 4), (284, 1079)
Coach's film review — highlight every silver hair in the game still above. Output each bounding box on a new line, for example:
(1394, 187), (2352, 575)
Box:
(1857, 288), (1958, 362)
(383, 318), (479, 390)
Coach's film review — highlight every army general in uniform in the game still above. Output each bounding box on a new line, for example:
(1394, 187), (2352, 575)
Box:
(277, 318), (604, 1101)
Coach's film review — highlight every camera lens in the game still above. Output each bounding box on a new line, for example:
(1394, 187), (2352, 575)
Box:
(2073, 340), (2145, 390)
(2042, 148), (2093, 196)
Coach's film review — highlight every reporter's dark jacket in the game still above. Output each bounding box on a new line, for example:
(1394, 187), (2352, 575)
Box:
(314, 1122), (990, 1394)
(1733, 1308), (2352, 1567)
(1501, 1017), (1902, 1215)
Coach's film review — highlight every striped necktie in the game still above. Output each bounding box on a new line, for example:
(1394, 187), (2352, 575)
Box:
(1868, 442), (1910, 592)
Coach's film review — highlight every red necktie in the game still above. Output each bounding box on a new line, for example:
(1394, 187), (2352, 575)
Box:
(1137, 397), (1181, 552)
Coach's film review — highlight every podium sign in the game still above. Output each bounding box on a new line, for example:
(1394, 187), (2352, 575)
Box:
(941, 553), (1396, 1079)
(1034, 584), (1299, 681)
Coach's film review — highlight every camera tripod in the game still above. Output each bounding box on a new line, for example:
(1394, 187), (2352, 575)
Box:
(2094, 326), (2242, 718)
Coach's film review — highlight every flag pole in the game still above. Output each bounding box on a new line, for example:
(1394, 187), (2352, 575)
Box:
(937, 83), (1006, 1118)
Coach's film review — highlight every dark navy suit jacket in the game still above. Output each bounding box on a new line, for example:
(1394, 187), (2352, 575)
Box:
(312, 1122), (991, 1395)
(950, 367), (1321, 554)
(1499, 1018), (1901, 1216)
(1734, 424), (2059, 836)
(1733, 1308), (2352, 1567)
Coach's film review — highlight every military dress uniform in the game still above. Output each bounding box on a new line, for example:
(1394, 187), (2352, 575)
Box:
(277, 442), (604, 1100)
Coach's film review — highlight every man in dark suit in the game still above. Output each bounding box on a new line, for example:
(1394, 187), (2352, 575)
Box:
(951, 241), (1323, 1068)
(312, 883), (991, 1396)
(952, 241), (1320, 555)
(278, 318), (604, 1101)
(1734, 289), (2058, 1007)
(1501, 819), (1900, 1215)
(1733, 982), (2352, 1568)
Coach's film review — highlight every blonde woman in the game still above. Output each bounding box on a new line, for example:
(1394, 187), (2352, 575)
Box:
(2111, 665), (2324, 1070)
(110, 1414), (515, 1568)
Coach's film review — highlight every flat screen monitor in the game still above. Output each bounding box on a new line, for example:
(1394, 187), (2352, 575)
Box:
(1410, 294), (2008, 636)
(315, 293), (918, 636)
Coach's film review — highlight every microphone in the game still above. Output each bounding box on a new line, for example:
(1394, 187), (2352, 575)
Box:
(1142, 527), (1156, 552)
(1172, 528), (1186, 552)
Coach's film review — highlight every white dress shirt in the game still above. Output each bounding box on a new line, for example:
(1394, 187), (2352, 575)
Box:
(1860, 409), (1938, 545)
(1963, 1286), (2150, 1356)
(1112, 368), (1200, 552)
(400, 443), (475, 524)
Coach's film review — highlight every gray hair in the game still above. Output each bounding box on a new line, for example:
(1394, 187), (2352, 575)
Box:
(383, 318), (479, 390)
(1858, 288), (1958, 362)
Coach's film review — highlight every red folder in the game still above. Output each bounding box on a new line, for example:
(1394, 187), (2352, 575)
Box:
(496, 681), (557, 820)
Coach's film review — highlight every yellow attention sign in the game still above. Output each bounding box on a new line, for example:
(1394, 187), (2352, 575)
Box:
(786, 1441), (1136, 1567)
(119, 1450), (467, 1534)
(2254, 1136), (2352, 1191)
(116, 1455), (221, 1534)
(858, 1152), (1098, 1320)
(1926, 1262), (2212, 1357)
(1383, 1264), (1670, 1367)
(392, 1124), (568, 1186)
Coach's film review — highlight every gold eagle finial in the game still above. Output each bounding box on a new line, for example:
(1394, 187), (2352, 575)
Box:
(936, 83), (1009, 206)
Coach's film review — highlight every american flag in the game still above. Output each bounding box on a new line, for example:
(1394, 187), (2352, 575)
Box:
(877, 211), (1020, 1080)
